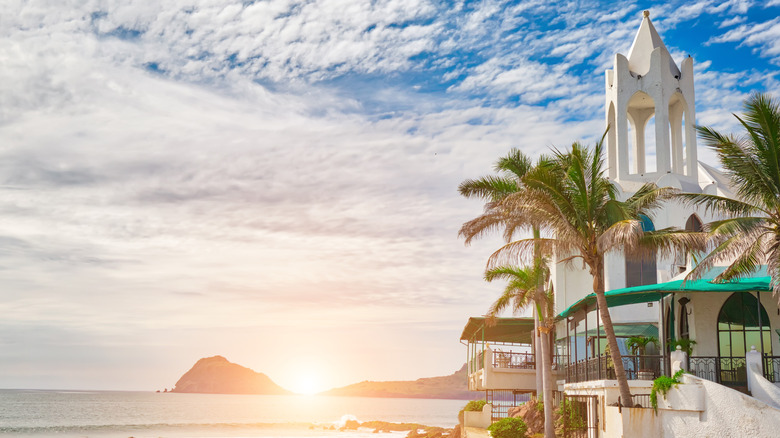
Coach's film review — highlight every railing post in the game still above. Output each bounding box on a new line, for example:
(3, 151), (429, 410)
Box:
(584, 306), (589, 381)
(596, 300), (601, 380)
(671, 345), (688, 374)
(746, 346), (763, 393)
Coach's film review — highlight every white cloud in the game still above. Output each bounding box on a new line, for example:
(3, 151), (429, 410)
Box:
(2, 0), (780, 391)
(719, 15), (747, 28)
(710, 17), (780, 63)
(0, 15), (597, 388)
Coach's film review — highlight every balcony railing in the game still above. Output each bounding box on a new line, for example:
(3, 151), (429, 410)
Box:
(688, 356), (747, 387)
(492, 351), (535, 369)
(688, 355), (780, 386)
(564, 354), (665, 383)
(763, 355), (780, 383)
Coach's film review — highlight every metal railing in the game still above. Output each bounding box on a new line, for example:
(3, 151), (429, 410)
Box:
(688, 356), (747, 388)
(763, 355), (780, 383)
(486, 390), (533, 421)
(628, 393), (652, 408)
(492, 350), (535, 369)
(562, 394), (598, 438)
(564, 354), (665, 383)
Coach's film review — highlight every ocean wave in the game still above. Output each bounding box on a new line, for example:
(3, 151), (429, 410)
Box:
(0, 421), (315, 433)
(0, 420), (416, 437)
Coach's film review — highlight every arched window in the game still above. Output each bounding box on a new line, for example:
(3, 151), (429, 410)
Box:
(685, 214), (702, 232)
(625, 215), (657, 287)
(679, 297), (690, 340)
(718, 293), (772, 358)
(674, 215), (703, 273)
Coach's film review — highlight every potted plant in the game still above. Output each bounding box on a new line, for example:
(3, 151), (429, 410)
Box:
(627, 336), (658, 380)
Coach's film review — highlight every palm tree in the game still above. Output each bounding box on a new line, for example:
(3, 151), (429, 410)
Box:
(679, 93), (780, 303)
(464, 138), (691, 406)
(459, 149), (539, 367)
(483, 263), (556, 437)
(483, 265), (547, 324)
(459, 149), (556, 438)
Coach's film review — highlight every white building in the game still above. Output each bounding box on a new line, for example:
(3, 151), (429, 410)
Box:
(462, 11), (780, 436)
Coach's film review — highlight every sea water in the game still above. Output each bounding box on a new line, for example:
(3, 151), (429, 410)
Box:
(0, 390), (466, 438)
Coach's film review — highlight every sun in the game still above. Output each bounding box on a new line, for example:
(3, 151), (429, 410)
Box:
(291, 374), (322, 395)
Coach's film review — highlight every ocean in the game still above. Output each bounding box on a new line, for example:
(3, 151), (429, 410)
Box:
(0, 390), (466, 438)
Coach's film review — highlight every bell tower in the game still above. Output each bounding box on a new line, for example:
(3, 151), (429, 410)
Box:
(605, 11), (698, 183)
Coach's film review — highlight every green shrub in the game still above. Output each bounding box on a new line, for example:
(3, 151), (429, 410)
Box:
(487, 417), (528, 438)
(651, 369), (686, 413)
(463, 399), (487, 412)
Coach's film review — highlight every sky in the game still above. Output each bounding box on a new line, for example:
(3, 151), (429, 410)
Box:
(1, 0), (780, 394)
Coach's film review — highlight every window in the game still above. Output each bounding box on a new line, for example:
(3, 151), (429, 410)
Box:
(679, 297), (690, 340)
(718, 292), (772, 358)
(685, 215), (702, 232)
(625, 215), (657, 287)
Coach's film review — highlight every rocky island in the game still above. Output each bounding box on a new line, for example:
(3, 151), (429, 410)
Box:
(169, 356), (474, 399)
(171, 355), (290, 395)
(321, 363), (476, 399)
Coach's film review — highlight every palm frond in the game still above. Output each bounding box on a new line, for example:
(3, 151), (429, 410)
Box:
(625, 184), (677, 216)
(597, 219), (643, 254)
(458, 176), (520, 201)
(459, 209), (525, 245)
(636, 228), (708, 260)
(674, 192), (766, 217)
(713, 235), (768, 283)
(494, 148), (534, 179)
(486, 238), (559, 270)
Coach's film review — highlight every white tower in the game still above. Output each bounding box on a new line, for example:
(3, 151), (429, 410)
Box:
(605, 11), (698, 184)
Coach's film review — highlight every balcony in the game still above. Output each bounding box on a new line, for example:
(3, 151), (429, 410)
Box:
(461, 317), (544, 392)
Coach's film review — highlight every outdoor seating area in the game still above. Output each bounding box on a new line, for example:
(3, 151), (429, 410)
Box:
(460, 317), (543, 394)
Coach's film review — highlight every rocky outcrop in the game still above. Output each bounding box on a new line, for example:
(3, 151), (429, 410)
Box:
(508, 398), (562, 437)
(171, 355), (290, 394)
(321, 363), (477, 399)
(508, 398), (544, 435)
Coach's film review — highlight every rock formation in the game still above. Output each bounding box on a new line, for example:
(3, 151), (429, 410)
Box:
(171, 355), (290, 394)
(321, 363), (477, 399)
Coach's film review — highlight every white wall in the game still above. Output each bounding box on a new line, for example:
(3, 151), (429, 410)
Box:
(568, 375), (780, 437)
(658, 374), (780, 437)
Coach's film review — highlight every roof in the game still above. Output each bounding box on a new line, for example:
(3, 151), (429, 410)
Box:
(460, 317), (535, 345)
(558, 276), (773, 319)
(627, 11), (680, 77)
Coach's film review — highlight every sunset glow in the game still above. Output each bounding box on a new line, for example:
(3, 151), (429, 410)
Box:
(1, 1), (779, 395)
(291, 375), (323, 396)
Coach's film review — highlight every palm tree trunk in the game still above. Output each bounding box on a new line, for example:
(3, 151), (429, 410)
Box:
(532, 227), (544, 400)
(592, 258), (634, 406)
(534, 311), (543, 397)
(540, 315), (555, 438)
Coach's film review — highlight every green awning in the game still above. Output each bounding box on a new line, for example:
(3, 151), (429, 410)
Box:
(582, 323), (658, 338)
(460, 317), (535, 345)
(557, 276), (773, 319)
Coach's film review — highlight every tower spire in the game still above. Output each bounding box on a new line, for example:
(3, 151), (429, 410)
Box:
(604, 12), (698, 183)
(627, 10), (680, 77)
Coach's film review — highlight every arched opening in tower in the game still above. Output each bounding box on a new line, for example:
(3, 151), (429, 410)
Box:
(669, 93), (688, 175)
(627, 91), (655, 175)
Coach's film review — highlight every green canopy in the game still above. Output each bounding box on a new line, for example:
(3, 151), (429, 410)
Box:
(582, 323), (658, 338)
(460, 317), (535, 345)
(557, 276), (773, 318)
